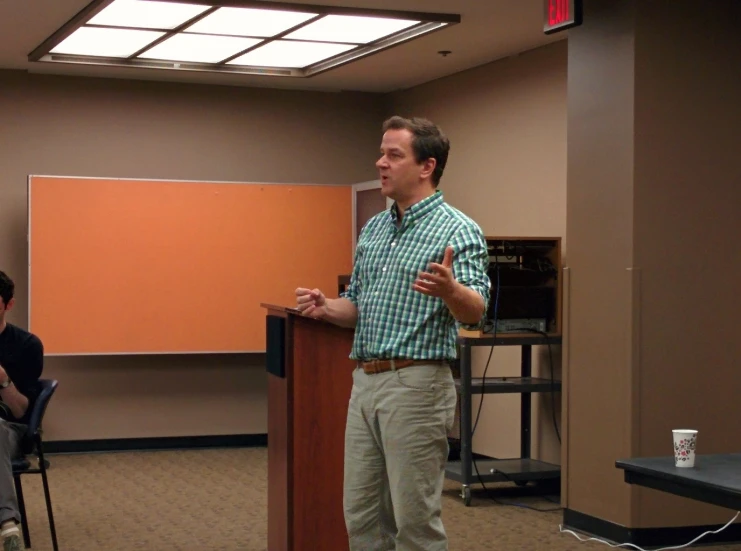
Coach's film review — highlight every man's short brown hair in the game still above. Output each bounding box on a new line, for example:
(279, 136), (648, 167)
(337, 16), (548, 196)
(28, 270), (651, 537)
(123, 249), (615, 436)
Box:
(382, 116), (450, 187)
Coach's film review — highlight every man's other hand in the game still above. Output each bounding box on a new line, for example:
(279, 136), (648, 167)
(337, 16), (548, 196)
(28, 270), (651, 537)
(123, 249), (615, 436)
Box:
(295, 287), (328, 319)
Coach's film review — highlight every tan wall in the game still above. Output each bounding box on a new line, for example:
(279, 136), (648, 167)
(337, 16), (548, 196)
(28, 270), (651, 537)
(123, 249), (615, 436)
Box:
(566, 0), (741, 530)
(632, 0), (741, 528)
(0, 70), (383, 441)
(389, 40), (568, 465)
(564, 0), (637, 525)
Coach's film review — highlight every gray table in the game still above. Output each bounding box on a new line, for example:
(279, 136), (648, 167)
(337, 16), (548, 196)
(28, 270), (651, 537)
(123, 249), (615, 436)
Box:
(616, 454), (741, 511)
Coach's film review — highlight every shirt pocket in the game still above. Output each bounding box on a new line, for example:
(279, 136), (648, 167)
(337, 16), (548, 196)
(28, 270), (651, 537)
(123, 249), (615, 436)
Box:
(395, 251), (429, 282)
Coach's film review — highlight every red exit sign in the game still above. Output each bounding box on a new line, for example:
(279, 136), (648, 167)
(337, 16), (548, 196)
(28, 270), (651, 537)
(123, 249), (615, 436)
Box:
(544, 0), (583, 34)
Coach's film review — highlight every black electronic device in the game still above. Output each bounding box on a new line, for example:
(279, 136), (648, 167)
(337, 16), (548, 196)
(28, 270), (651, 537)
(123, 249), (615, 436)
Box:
(485, 238), (561, 334)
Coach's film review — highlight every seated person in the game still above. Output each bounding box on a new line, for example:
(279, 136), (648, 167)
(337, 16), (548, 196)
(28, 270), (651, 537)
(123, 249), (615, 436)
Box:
(0, 271), (43, 551)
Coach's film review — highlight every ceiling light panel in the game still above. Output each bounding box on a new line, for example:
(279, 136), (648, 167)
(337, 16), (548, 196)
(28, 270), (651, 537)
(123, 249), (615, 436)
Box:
(227, 40), (354, 68)
(284, 14), (420, 44)
(138, 33), (262, 63)
(185, 7), (318, 37)
(50, 27), (165, 58)
(88, 0), (211, 30)
(30, 0), (460, 78)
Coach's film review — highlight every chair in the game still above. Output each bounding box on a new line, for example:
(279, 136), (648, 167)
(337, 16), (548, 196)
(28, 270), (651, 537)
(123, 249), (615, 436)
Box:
(12, 379), (59, 551)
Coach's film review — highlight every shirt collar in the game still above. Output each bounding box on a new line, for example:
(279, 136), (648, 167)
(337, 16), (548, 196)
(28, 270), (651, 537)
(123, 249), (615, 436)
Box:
(389, 190), (444, 225)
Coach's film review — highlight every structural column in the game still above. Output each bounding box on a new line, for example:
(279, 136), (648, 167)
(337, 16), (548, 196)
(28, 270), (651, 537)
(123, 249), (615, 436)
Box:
(565, 0), (741, 539)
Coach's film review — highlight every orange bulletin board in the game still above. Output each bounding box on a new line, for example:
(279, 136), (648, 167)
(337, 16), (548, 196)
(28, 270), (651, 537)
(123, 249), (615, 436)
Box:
(28, 176), (353, 355)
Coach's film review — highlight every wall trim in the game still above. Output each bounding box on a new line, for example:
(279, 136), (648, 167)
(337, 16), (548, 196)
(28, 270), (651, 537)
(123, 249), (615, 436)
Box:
(563, 508), (741, 548)
(44, 433), (267, 454)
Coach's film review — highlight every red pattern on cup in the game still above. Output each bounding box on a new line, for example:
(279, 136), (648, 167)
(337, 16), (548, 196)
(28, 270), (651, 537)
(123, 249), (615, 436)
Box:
(674, 436), (696, 463)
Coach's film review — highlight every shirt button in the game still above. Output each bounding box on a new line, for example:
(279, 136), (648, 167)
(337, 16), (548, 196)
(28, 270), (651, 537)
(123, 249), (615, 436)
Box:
(382, 267), (387, 272)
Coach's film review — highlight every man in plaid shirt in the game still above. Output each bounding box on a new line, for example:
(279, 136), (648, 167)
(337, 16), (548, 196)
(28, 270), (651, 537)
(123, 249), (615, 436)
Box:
(296, 116), (490, 551)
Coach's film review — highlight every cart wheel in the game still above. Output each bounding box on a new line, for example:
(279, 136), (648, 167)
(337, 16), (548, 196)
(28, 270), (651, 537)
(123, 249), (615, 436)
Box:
(461, 485), (472, 506)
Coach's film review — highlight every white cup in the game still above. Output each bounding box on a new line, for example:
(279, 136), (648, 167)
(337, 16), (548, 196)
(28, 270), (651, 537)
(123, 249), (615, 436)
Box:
(672, 429), (698, 467)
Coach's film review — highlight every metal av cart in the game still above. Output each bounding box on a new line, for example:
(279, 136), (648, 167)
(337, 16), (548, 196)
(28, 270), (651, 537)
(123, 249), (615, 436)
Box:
(446, 332), (562, 506)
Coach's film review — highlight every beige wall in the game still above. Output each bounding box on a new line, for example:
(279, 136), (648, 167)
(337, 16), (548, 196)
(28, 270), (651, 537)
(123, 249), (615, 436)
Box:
(389, 40), (568, 465)
(0, 70), (383, 441)
(1, 43), (569, 447)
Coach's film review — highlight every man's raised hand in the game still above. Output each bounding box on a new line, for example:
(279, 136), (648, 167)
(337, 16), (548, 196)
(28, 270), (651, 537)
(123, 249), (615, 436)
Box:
(412, 246), (456, 300)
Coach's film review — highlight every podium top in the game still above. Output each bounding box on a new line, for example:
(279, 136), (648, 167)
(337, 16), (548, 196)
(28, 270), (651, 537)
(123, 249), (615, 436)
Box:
(260, 303), (353, 334)
(261, 303), (302, 315)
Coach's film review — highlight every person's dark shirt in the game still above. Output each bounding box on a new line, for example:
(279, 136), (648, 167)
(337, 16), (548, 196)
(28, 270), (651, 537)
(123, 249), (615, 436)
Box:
(0, 323), (43, 425)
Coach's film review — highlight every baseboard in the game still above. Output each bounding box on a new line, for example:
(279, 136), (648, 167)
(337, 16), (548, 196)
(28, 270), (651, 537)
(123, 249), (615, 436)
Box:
(563, 508), (741, 548)
(44, 433), (268, 454)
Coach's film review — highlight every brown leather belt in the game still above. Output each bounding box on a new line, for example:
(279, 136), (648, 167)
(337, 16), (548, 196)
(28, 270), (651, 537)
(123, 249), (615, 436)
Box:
(359, 359), (442, 375)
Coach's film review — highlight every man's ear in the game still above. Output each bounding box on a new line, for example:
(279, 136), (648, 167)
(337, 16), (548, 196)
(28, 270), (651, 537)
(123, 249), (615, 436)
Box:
(420, 157), (437, 181)
(6, 298), (14, 312)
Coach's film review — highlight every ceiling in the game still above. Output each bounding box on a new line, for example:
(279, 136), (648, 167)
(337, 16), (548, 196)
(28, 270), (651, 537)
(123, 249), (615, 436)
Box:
(0, 0), (565, 93)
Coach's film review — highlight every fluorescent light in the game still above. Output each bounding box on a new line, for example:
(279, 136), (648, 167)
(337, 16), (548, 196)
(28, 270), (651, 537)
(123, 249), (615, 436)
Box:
(88, 0), (211, 30)
(227, 39), (354, 68)
(50, 27), (164, 57)
(31, 0), (461, 78)
(284, 14), (420, 44)
(186, 7), (318, 37)
(137, 33), (262, 63)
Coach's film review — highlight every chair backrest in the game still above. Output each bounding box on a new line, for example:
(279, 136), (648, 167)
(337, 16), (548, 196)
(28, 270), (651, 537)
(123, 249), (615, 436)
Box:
(26, 379), (58, 437)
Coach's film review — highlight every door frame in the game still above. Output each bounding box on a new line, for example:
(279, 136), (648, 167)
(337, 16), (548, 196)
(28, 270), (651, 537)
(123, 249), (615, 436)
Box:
(351, 179), (391, 253)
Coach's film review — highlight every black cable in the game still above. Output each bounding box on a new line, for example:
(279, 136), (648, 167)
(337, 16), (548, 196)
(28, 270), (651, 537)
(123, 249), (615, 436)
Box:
(506, 327), (561, 445)
(461, 254), (498, 506)
(465, 241), (562, 508)
(473, 241), (508, 435)
(471, 460), (562, 512)
(543, 331), (561, 445)
(471, 258), (499, 437)
(482, 240), (561, 444)
(471, 346), (494, 436)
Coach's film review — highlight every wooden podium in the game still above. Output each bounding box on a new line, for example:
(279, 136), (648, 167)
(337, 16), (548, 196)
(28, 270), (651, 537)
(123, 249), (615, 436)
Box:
(262, 304), (355, 551)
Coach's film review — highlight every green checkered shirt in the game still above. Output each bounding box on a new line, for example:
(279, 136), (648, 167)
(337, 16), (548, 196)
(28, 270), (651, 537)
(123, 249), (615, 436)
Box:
(342, 191), (490, 361)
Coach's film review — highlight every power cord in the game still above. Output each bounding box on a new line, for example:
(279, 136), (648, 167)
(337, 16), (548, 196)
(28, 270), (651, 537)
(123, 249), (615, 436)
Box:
(474, 462), (562, 512)
(559, 511), (740, 550)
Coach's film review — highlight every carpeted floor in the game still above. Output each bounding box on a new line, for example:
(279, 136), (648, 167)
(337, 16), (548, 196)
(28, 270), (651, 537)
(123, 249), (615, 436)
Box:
(14, 447), (741, 550)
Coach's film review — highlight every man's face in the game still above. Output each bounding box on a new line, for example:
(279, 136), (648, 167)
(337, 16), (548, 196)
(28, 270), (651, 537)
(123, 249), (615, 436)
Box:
(375, 128), (432, 201)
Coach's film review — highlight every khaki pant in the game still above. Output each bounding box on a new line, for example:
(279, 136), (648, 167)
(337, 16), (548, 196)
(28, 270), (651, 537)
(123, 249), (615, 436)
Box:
(343, 363), (457, 551)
